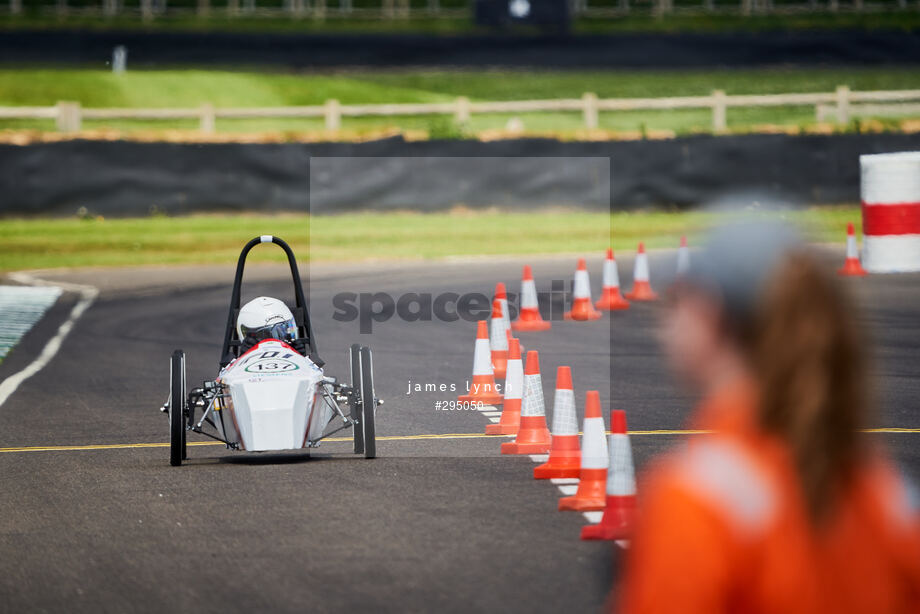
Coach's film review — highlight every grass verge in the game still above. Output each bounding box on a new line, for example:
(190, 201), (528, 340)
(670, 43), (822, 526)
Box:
(0, 207), (859, 272)
(1, 67), (919, 137)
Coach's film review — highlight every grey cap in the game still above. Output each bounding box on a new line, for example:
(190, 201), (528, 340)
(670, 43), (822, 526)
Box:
(681, 219), (802, 324)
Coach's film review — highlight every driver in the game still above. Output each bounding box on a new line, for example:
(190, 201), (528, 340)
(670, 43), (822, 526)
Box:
(237, 296), (298, 353)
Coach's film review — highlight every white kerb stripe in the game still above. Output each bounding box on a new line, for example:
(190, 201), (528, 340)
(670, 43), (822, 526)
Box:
(0, 274), (98, 409)
(606, 433), (636, 496)
(490, 316), (508, 351)
(573, 269), (592, 300)
(472, 338), (494, 376)
(550, 388), (578, 436)
(521, 279), (539, 309)
(602, 258), (620, 289)
(503, 359), (524, 400)
(521, 373), (545, 417)
(633, 252), (650, 282)
(861, 152), (920, 204)
(581, 416), (608, 469)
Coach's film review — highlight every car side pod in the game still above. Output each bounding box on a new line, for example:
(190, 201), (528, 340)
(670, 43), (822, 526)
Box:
(582, 409), (637, 540)
(534, 366), (581, 479)
(501, 351), (551, 455)
(559, 391), (608, 511)
(458, 320), (503, 406)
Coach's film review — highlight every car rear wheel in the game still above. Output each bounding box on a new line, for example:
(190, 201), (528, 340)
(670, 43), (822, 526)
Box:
(349, 343), (364, 455)
(359, 346), (377, 460)
(169, 349), (187, 467)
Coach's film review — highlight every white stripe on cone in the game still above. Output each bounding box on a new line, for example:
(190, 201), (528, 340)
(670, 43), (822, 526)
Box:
(677, 243), (690, 275)
(846, 232), (860, 260)
(521, 373), (546, 418)
(504, 352), (524, 400)
(490, 310), (509, 352)
(573, 269), (592, 301)
(498, 297), (511, 332)
(634, 251), (650, 282)
(472, 336), (493, 377)
(602, 257), (621, 289)
(550, 387), (578, 436)
(606, 433), (636, 496)
(581, 415), (608, 469)
(521, 278), (539, 309)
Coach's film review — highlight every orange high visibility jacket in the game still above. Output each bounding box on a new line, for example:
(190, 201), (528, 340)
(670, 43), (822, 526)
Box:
(617, 379), (920, 614)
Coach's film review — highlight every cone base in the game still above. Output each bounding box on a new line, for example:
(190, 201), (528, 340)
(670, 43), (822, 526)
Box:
(491, 353), (508, 380)
(511, 319), (552, 332)
(581, 522), (629, 541)
(564, 310), (603, 321)
(534, 463), (581, 479)
(485, 422), (519, 435)
(457, 394), (503, 406)
(625, 282), (658, 302)
(838, 259), (867, 277)
(595, 295), (630, 311)
(559, 493), (606, 511)
(501, 439), (551, 455)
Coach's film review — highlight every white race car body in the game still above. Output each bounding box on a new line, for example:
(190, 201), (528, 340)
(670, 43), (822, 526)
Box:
(215, 339), (332, 451)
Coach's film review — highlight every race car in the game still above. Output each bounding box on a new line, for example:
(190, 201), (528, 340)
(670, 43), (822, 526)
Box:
(161, 235), (380, 466)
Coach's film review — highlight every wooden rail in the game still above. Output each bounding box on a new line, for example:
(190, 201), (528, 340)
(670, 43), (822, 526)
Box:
(7, 86), (920, 134)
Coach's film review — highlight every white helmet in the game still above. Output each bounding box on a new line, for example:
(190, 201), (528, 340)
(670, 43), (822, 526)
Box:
(237, 296), (297, 345)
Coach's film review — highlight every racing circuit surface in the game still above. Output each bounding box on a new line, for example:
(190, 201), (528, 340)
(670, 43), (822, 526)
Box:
(1, 249), (919, 612)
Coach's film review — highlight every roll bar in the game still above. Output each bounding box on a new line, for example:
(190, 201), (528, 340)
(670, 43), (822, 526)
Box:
(219, 235), (319, 367)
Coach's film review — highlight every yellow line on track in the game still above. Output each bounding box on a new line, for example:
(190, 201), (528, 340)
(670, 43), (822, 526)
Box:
(1, 427), (918, 454)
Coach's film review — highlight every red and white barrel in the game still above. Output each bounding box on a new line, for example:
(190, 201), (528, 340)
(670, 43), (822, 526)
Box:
(861, 152), (920, 273)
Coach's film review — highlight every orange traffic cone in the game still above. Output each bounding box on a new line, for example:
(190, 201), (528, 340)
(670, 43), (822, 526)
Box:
(838, 222), (867, 277)
(565, 258), (602, 321)
(506, 329), (523, 356)
(458, 320), (503, 406)
(581, 409), (636, 541)
(534, 366), (581, 479)
(511, 265), (552, 332)
(677, 236), (690, 275)
(495, 282), (512, 332)
(559, 391), (608, 511)
(595, 248), (630, 311)
(490, 299), (509, 379)
(625, 242), (658, 301)
(501, 350), (551, 455)
(485, 338), (523, 435)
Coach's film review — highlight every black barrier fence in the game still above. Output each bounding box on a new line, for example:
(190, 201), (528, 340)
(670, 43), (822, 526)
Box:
(2, 132), (919, 216)
(3, 29), (920, 68)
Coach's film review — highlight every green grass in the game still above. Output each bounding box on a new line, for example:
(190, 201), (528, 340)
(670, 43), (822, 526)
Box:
(0, 207), (859, 272)
(2, 66), (919, 136)
(1, 11), (919, 34)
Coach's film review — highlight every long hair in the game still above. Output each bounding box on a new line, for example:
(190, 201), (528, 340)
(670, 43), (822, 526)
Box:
(746, 250), (868, 524)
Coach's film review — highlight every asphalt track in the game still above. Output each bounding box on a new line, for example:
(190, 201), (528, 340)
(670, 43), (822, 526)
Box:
(1, 246), (919, 612)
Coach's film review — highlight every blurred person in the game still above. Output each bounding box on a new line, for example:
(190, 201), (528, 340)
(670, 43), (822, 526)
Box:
(616, 222), (920, 613)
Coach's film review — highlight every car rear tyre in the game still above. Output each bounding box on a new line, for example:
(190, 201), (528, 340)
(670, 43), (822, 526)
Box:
(359, 346), (377, 460)
(349, 343), (364, 455)
(170, 349), (187, 467)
